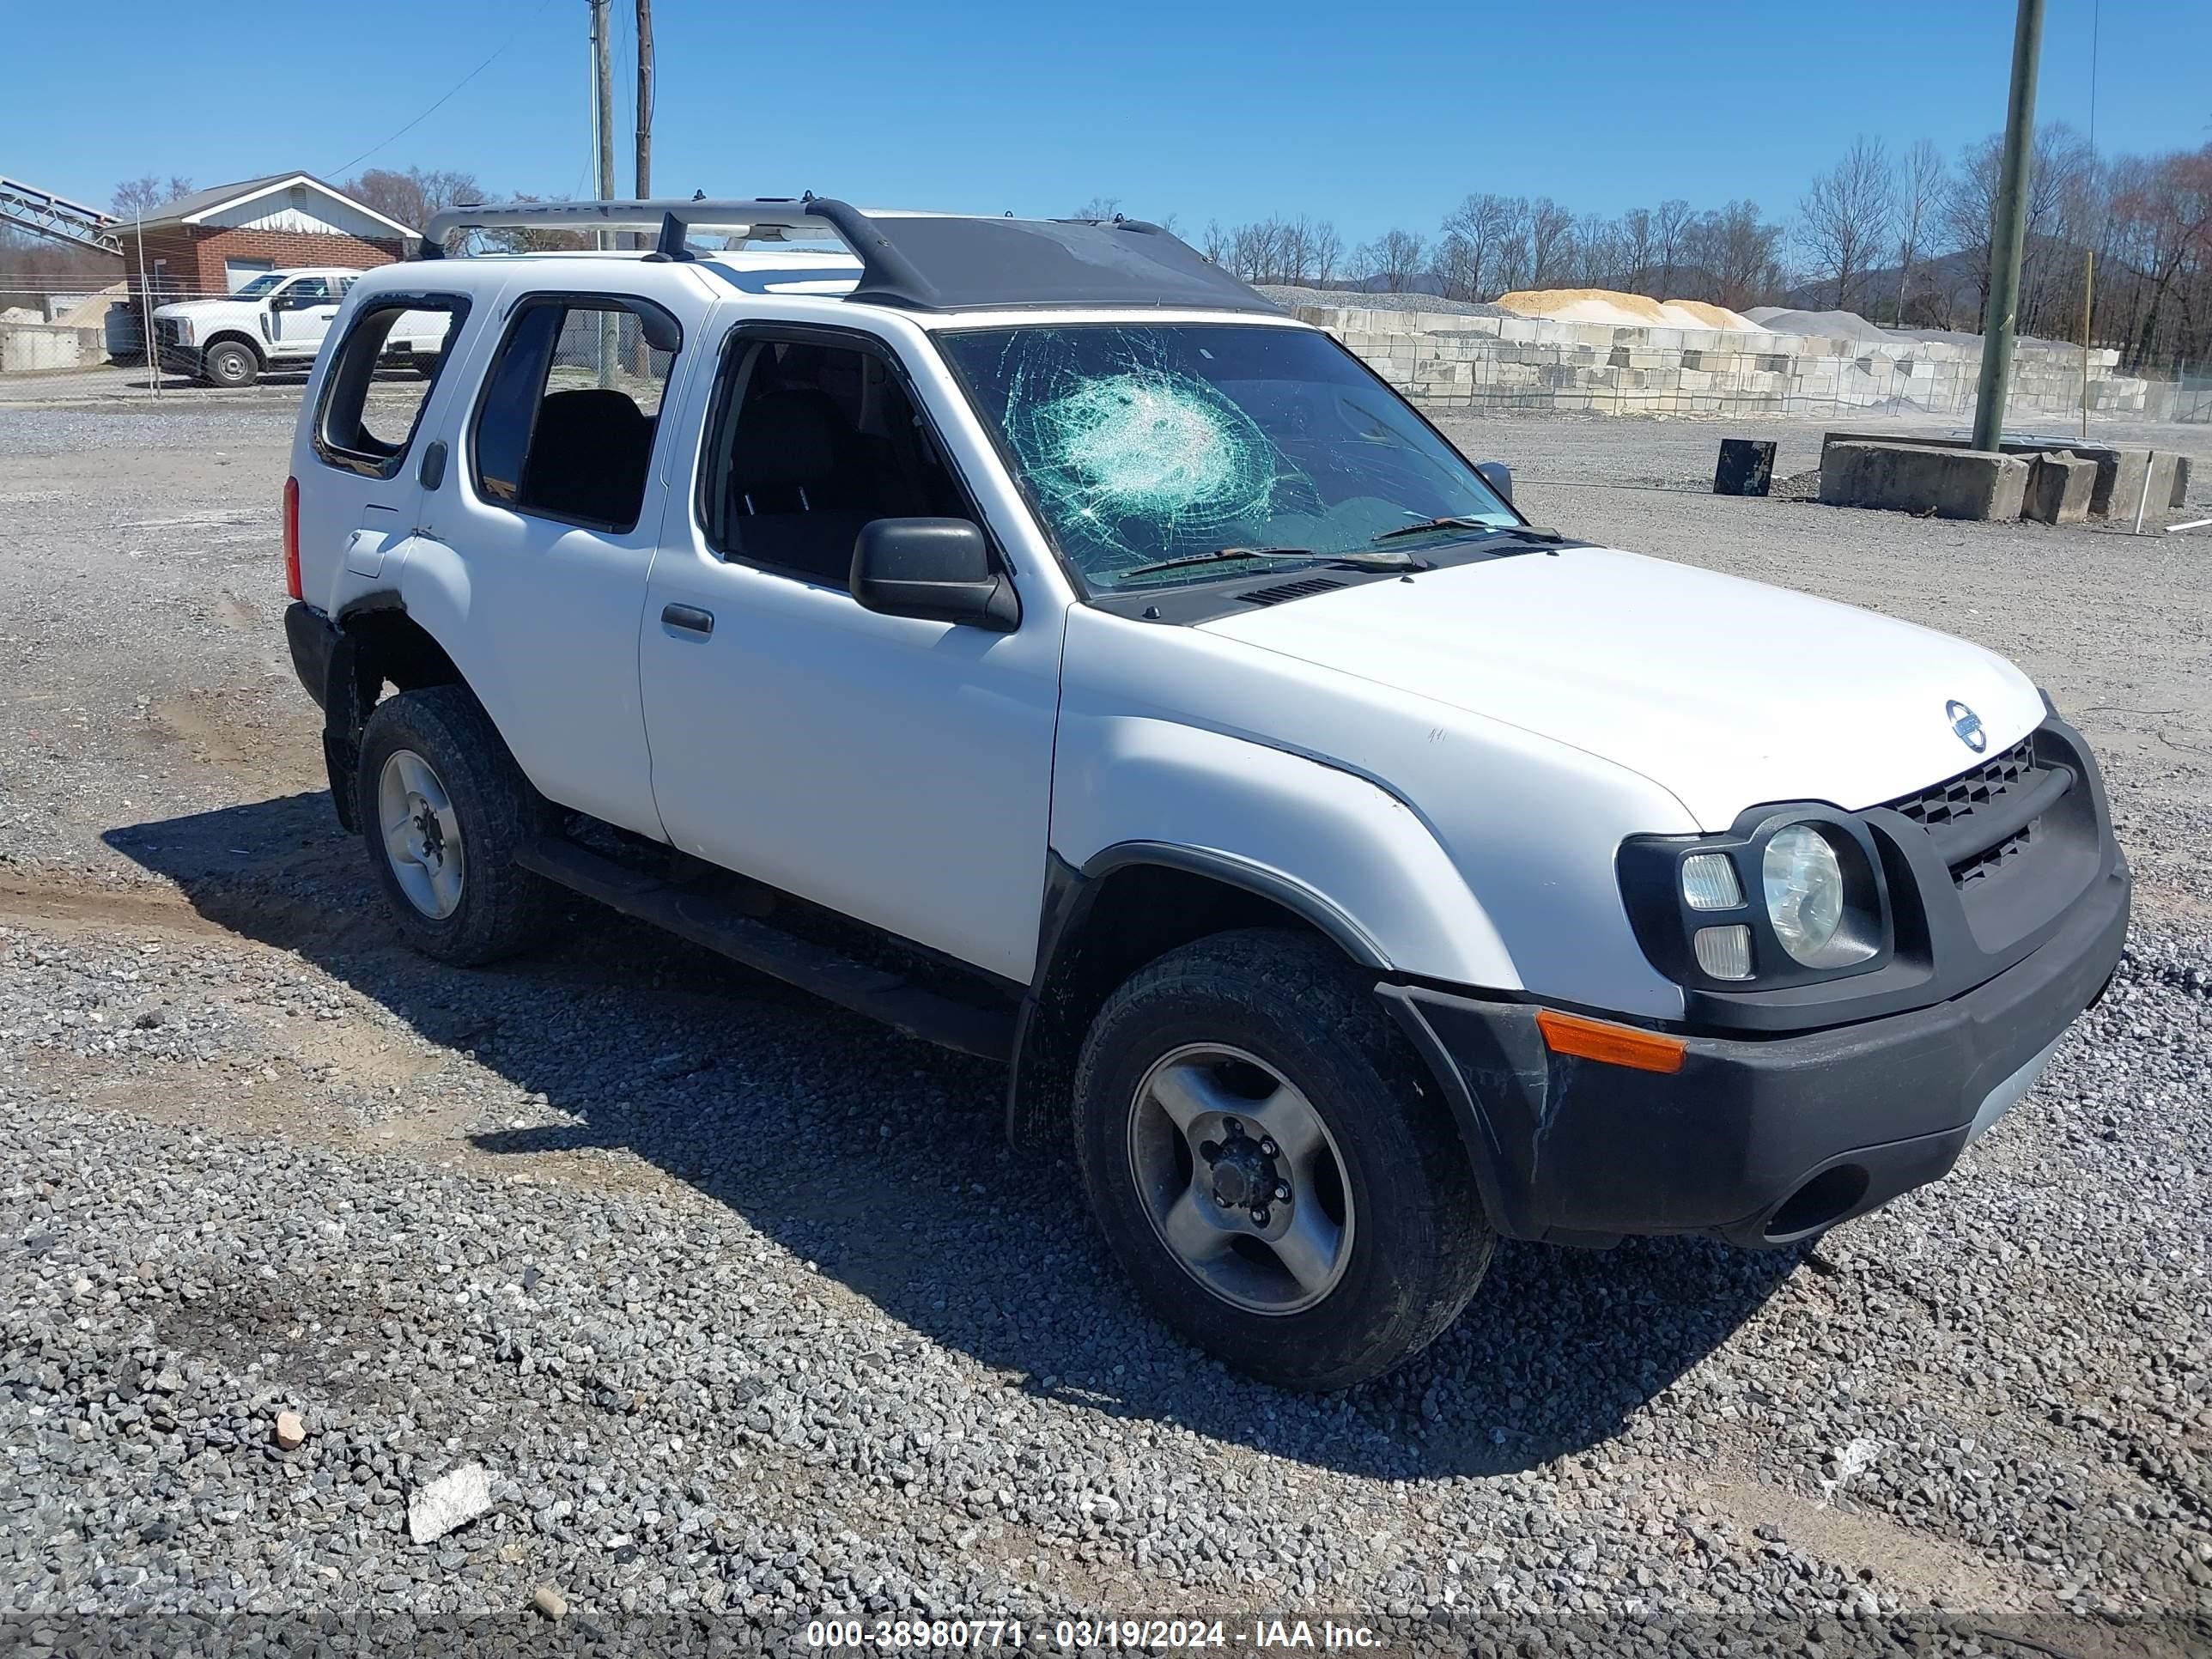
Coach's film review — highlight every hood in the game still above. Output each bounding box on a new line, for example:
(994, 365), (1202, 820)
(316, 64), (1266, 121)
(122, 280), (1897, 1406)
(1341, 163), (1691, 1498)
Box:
(1197, 545), (2045, 830)
(153, 297), (250, 317)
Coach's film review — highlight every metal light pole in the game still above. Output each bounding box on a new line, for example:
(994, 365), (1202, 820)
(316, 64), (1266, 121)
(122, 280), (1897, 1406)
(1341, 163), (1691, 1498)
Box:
(1971, 0), (2045, 453)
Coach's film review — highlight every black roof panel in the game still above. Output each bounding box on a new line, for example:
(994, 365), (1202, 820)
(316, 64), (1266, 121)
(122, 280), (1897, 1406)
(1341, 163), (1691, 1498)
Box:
(842, 212), (1280, 314)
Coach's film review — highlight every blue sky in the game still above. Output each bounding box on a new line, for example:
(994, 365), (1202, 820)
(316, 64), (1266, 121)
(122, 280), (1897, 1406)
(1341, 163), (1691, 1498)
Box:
(7, 0), (2205, 247)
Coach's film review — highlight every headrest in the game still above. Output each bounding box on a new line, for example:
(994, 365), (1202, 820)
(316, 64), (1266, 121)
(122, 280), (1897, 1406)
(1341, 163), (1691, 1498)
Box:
(533, 387), (648, 440)
(728, 388), (843, 491)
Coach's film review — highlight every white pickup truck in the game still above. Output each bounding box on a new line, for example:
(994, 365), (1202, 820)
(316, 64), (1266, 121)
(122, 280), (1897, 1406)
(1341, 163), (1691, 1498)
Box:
(279, 198), (2130, 1389)
(153, 267), (449, 387)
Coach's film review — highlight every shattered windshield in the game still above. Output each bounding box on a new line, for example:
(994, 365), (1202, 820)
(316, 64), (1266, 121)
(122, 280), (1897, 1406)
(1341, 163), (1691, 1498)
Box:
(936, 323), (1516, 591)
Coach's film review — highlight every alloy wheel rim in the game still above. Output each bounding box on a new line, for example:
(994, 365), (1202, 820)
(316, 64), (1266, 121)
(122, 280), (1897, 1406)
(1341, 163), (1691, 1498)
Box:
(376, 748), (465, 920)
(1127, 1042), (1354, 1316)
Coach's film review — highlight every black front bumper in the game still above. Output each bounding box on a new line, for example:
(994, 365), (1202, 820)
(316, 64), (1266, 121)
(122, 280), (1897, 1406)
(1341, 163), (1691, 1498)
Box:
(1383, 851), (2129, 1249)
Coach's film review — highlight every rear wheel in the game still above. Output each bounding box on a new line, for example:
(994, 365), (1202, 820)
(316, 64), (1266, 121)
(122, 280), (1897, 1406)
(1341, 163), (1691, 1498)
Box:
(1073, 928), (1492, 1391)
(201, 339), (259, 388)
(356, 685), (558, 964)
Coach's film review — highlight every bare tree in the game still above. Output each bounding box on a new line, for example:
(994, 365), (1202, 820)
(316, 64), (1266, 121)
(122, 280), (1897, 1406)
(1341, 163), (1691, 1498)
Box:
(1280, 216), (1324, 283)
(1941, 124), (2095, 330)
(2108, 144), (2212, 367)
(1435, 232), (1479, 301)
(1199, 220), (1228, 264)
(112, 175), (193, 218)
(1438, 192), (1512, 299)
(1692, 200), (1786, 309)
(1071, 196), (1122, 221)
(1798, 137), (1896, 312)
(1892, 139), (1947, 325)
(1571, 211), (1620, 288)
(1620, 207), (1654, 293)
(1526, 198), (1572, 287)
(1357, 228), (1426, 293)
(1310, 221), (1343, 285)
(1652, 198), (1691, 295)
(343, 167), (487, 246)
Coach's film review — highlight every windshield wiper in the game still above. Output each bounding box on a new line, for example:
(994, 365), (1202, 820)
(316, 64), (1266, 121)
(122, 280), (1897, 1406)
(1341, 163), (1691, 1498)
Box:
(1370, 518), (1569, 546)
(1115, 546), (1319, 580)
(1118, 544), (1435, 583)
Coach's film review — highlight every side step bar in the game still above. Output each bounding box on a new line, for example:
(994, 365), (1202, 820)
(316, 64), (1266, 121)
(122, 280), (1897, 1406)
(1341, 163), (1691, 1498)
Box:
(514, 836), (1015, 1062)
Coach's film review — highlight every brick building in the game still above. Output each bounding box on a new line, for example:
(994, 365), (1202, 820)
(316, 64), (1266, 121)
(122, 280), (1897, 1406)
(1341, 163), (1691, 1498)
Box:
(122, 173), (419, 300)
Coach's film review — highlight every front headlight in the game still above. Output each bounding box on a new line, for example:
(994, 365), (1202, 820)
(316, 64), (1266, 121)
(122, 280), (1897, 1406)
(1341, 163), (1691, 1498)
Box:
(1763, 824), (1855, 965)
(1619, 811), (1891, 993)
(172, 318), (193, 343)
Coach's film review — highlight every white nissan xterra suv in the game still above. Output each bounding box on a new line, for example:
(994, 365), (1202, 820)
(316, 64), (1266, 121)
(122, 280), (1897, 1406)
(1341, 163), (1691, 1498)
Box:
(281, 198), (2130, 1390)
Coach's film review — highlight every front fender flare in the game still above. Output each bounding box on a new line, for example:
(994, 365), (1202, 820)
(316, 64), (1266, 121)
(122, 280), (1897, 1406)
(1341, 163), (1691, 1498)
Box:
(1077, 842), (1390, 969)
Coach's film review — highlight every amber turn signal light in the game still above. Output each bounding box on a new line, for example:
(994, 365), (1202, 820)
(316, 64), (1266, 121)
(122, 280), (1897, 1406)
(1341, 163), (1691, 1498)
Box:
(1535, 1008), (1688, 1074)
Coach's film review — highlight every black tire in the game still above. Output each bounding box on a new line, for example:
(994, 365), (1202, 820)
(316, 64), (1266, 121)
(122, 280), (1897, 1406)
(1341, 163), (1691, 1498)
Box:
(202, 339), (259, 388)
(355, 685), (559, 965)
(1073, 927), (1493, 1391)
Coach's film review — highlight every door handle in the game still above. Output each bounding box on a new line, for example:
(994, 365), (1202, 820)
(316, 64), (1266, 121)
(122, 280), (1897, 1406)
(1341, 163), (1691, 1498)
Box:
(418, 439), (447, 490)
(661, 603), (714, 636)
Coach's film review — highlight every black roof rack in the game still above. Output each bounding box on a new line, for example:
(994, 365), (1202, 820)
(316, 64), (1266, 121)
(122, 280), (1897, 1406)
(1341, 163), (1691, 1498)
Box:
(417, 196), (1279, 316)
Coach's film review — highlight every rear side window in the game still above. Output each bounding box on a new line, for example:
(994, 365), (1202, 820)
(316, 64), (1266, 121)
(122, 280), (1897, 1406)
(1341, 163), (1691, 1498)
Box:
(313, 295), (470, 479)
(470, 296), (679, 533)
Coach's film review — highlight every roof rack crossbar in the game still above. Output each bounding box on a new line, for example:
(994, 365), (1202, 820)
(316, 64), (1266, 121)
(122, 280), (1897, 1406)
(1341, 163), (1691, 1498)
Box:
(414, 196), (1274, 315)
(417, 195), (893, 274)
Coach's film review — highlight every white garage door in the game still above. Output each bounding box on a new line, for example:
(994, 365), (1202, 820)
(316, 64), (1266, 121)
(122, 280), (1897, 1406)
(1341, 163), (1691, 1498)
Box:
(224, 258), (276, 293)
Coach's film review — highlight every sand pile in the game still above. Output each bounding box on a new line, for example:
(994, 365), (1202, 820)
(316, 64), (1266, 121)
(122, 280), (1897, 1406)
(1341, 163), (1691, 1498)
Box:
(1495, 288), (1766, 332)
(1667, 299), (1762, 332)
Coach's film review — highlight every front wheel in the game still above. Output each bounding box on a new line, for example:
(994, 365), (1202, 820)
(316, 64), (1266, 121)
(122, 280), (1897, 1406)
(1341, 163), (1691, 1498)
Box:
(201, 340), (259, 388)
(1073, 928), (1493, 1391)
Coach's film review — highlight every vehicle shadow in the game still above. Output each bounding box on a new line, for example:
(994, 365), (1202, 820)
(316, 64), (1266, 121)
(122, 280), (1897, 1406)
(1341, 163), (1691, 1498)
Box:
(103, 792), (1804, 1480)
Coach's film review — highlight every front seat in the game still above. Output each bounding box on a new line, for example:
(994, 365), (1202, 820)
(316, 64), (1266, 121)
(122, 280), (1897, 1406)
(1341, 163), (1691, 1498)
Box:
(723, 389), (875, 583)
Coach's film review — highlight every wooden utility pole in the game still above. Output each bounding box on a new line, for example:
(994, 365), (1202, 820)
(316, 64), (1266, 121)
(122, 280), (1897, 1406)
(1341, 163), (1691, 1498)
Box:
(635, 0), (653, 203)
(590, 0), (617, 385)
(1971, 0), (2045, 453)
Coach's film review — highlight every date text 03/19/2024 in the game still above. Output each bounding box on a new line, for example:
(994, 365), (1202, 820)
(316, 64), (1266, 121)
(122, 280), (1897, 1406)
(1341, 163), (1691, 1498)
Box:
(804, 1619), (1385, 1650)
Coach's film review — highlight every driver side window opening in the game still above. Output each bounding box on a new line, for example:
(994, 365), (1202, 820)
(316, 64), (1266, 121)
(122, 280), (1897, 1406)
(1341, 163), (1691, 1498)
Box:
(700, 334), (976, 587)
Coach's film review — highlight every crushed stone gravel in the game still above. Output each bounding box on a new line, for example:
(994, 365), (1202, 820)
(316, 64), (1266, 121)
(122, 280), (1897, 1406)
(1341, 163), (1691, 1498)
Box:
(0, 397), (2206, 1656)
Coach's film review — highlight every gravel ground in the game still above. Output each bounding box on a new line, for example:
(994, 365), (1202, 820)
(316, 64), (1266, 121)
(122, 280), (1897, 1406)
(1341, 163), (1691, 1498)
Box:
(0, 397), (2208, 1656)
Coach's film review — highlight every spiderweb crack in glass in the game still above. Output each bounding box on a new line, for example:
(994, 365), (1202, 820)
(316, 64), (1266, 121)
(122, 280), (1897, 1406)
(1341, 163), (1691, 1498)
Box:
(1006, 362), (1310, 569)
(941, 323), (1510, 588)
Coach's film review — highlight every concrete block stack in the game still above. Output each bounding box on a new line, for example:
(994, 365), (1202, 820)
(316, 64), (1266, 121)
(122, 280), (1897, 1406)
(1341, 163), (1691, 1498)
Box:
(1292, 304), (2151, 422)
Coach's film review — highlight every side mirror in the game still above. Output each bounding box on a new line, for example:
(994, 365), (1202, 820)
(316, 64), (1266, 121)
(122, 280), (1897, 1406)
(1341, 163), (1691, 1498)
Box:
(1475, 460), (1513, 505)
(851, 518), (1018, 630)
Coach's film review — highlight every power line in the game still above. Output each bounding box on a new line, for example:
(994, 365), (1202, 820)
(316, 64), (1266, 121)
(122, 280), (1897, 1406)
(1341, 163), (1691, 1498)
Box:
(325, 0), (558, 180)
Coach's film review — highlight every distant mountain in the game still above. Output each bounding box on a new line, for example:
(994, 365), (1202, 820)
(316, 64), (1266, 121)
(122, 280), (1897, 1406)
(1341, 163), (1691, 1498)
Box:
(1786, 249), (1990, 330)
